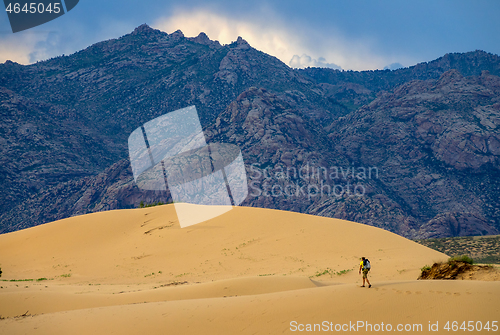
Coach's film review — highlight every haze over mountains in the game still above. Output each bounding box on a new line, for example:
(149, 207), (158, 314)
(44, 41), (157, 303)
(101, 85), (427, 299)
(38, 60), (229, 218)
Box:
(1, 24), (499, 238)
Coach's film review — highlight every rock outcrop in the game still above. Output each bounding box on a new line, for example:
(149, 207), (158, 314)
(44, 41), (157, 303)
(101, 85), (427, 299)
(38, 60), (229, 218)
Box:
(418, 261), (498, 280)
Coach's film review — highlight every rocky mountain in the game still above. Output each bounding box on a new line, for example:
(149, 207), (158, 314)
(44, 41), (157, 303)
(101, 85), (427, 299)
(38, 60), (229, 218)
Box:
(328, 69), (500, 238)
(1, 24), (499, 238)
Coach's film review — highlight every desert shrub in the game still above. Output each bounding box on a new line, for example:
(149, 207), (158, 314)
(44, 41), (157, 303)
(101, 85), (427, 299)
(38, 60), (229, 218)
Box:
(448, 255), (474, 264)
(139, 201), (167, 208)
(313, 269), (331, 277)
(421, 265), (431, 272)
(335, 269), (352, 276)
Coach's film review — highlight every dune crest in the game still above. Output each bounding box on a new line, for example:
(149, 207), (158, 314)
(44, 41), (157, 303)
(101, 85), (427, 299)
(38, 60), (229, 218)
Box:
(0, 204), (446, 284)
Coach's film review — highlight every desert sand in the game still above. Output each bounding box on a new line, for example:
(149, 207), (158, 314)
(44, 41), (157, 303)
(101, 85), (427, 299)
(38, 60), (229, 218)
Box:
(0, 204), (498, 334)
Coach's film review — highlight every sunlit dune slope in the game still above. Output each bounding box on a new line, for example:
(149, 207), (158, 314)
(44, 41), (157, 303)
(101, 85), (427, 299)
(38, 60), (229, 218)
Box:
(0, 204), (447, 284)
(1, 205), (499, 335)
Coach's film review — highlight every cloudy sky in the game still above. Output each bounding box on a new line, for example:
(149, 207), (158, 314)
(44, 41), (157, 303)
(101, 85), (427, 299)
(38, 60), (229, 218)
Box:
(0, 0), (498, 71)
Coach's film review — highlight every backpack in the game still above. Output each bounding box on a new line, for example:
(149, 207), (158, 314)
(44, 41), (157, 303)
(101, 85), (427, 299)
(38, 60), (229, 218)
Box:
(363, 259), (371, 270)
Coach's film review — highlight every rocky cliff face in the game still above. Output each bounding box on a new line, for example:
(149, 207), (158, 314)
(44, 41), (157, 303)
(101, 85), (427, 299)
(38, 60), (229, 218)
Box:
(1, 25), (499, 238)
(327, 69), (500, 238)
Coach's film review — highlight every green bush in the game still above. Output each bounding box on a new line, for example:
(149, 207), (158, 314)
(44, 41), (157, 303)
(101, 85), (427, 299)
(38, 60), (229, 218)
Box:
(421, 265), (431, 272)
(313, 269), (331, 277)
(139, 201), (166, 208)
(335, 269), (352, 276)
(448, 255), (474, 265)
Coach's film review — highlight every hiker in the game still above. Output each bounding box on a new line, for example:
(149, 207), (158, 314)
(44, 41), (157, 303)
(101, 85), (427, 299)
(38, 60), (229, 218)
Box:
(359, 257), (371, 288)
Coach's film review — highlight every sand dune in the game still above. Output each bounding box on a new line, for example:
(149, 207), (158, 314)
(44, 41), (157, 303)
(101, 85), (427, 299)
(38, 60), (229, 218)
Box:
(0, 204), (498, 334)
(2, 280), (498, 335)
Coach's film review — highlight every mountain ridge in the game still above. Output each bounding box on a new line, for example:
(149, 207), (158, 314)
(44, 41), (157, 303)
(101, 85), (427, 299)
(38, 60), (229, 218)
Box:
(1, 25), (499, 238)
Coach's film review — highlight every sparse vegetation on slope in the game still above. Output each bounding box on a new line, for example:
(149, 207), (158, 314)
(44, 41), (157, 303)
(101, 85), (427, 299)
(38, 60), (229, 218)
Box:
(139, 201), (166, 208)
(415, 235), (500, 264)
